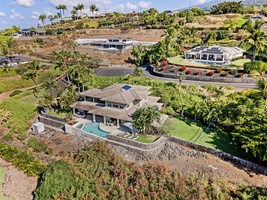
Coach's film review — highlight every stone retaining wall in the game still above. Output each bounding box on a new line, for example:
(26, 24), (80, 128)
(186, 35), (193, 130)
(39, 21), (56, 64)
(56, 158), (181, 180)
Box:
(169, 136), (267, 175)
(42, 113), (69, 123)
(150, 66), (255, 83)
(106, 135), (167, 150)
(108, 140), (166, 161)
(39, 115), (66, 129)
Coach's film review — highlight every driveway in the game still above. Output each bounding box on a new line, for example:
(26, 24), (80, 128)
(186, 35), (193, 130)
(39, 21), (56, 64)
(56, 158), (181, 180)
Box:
(94, 66), (256, 89)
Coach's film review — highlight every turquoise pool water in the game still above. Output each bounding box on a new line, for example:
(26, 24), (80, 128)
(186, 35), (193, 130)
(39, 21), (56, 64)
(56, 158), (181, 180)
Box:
(195, 61), (222, 65)
(76, 122), (110, 138)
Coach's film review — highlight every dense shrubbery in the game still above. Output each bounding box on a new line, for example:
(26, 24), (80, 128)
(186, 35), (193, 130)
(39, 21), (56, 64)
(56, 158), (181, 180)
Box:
(0, 92), (36, 134)
(33, 142), (231, 199)
(0, 142), (46, 176)
(9, 90), (22, 97)
(34, 141), (267, 199)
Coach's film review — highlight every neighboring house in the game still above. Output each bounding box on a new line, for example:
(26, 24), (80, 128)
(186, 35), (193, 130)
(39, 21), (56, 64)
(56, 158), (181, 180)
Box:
(71, 83), (163, 127)
(20, 28), (46, 36)
(12, 33), (22, 38)
(184, 46), (244, 65)
(89, 37), (134, 50)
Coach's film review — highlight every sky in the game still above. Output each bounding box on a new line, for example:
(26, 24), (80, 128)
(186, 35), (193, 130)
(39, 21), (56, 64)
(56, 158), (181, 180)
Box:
(0, 0), (212, 30)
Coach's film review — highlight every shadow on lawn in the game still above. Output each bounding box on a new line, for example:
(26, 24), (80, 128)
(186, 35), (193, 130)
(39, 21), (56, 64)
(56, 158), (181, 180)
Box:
(206, 128), (243, 157)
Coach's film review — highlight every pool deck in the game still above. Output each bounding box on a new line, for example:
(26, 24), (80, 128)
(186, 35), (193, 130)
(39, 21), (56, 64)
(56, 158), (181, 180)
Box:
(74, 118), (129, 136)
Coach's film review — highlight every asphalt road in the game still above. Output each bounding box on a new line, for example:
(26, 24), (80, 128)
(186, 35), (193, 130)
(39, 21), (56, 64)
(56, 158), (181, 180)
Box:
(94, 66), (256, 89)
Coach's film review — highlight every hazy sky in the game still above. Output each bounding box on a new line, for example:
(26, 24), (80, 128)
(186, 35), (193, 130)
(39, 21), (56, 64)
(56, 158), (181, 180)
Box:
(0, 0), (211, 29)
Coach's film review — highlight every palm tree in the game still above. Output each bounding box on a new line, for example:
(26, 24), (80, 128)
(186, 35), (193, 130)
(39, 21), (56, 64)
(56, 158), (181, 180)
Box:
(42, 80), (60, 95)
(131, 44), (146, 66)
(202, 31), (216, 45)
(56, 4), (67, 21)
(77, 3), (85, 18)
(242, 20), (267, 62)
(59, 85), (78, 110)
(90, 4), (98, 18)
(70, 64), (93, 92)
(132, 105), (161, 133)
(51, 49), (73, 84)
(161, 25), (177, 56)
(38, 14), (47, 27)
(22, 61), (44, 101)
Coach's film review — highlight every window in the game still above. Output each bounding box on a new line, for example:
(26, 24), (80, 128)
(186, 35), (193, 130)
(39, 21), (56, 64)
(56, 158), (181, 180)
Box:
(107, 102), (112, 107)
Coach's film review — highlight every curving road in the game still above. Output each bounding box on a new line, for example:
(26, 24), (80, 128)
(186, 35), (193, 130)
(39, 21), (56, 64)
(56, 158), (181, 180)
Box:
(94, 66), (256, 89)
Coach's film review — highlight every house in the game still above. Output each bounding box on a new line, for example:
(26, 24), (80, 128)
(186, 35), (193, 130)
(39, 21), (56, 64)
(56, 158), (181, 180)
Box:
(19, 28), (46, 36)
(89, 37), (134, 50)
(70, 84), (163, 127)
(184, 46), (245, 65)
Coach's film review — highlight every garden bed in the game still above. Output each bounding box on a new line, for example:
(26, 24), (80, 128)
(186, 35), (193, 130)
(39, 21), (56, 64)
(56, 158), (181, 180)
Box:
(151, 65), (255, 83)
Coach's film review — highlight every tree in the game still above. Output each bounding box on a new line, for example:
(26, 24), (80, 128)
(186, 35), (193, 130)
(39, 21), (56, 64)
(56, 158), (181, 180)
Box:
(131, 44), (146, 66)
(256, 77), (267, 111)
(89, 4), (98, 18)
(59, 85), (78, 110)
(76, 3), (85, 18)
(41, 79), (60, 95)
(51, 49), (73, 84)
(202, 31), (216, 45)
(242, 20), (267, 62)
(56, 4), (67, 21)
(210, 1), (244, 15)
(22, 61), (44, 102)
(68, 40), (78, 53)
(132, 105), (161, 133)
(38, 14), (47, 27)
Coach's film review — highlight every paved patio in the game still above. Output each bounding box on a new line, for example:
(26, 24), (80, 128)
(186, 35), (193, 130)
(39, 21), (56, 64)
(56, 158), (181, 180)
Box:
(72, 117), (130, 136)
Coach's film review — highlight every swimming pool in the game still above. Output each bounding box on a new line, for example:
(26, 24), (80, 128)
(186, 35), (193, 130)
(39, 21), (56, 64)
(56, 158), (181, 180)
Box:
(76, 122), (110, 138)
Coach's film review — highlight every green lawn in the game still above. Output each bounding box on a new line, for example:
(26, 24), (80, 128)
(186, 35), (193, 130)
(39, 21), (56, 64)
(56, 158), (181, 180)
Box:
(228, 59), (250, 68)
(137, 135), (159, 143)
(0, 68), (18, 78)
(0, 167), (11, 200)
(21, 94), (38, 105)
(85, 21), (98, 28)
(164, 117), (242, 157)
(168, 56), (209, 68)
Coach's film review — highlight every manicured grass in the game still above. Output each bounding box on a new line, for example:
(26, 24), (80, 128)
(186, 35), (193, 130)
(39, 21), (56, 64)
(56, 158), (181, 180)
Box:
(164, 117), (242, 157)
(137, 135), (159, 143)
(0, 68), (18, 77)
(21, 94), (38, 105)
(85, 21), (98, 28)
(229, 59), (250, 68)
(0, 167), (11, 200)
(168, 56), (209, 68)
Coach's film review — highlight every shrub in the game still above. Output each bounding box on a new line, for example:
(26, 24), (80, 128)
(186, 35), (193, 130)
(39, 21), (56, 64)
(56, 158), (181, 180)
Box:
(27, 137), (49, 153)
(186, 69), (192, 74)
(9, 90), (23, 97)
(216, 68), (222, 73)
(220, 71), (228, 77)
(180, 66), (187, 71)
(236, 73), (244, 77)
(194, 71), (200, 75)
(2, 133), (13, 142)
(230, 69), (238, 76)
(35, 37), (44, 44)
(207, 71), (214, 76)
(161, 66), (167, 71)
(17, 133), (27, 141)
(162, 60), (168, 66)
